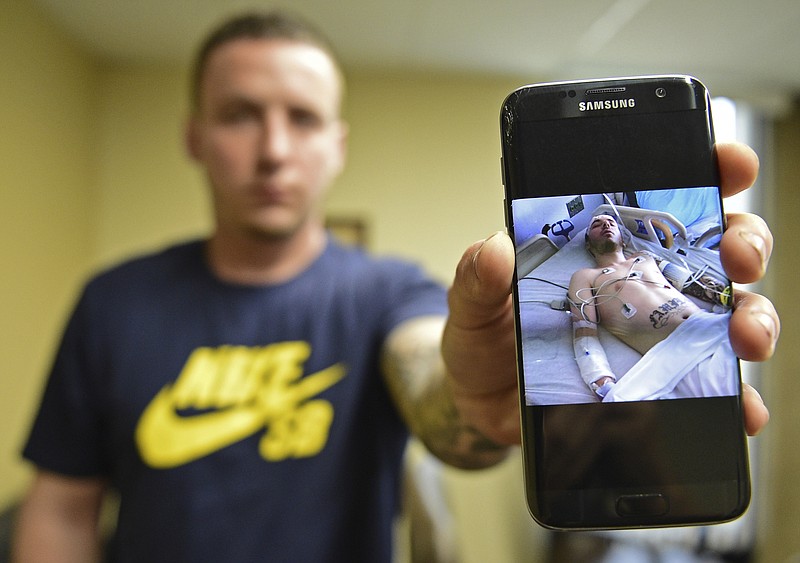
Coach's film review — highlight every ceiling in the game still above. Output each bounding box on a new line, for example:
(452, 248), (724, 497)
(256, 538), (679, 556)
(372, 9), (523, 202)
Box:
(32, 0), (800, 114)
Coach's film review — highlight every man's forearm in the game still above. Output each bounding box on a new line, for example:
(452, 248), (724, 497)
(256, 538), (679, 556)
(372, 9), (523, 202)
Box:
(381, 316), (508, 470)
(12, 471), (106, 563)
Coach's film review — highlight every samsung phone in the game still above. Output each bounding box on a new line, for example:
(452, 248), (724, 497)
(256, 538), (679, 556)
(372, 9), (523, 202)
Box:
(500, 75), (749, 530)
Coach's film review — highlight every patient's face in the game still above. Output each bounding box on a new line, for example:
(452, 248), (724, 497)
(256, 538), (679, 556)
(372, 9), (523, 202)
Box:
(586, 214), (623, 255)
(588, 215), (622, 242)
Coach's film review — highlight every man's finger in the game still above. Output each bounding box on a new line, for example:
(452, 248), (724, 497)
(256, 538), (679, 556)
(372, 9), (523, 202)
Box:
(742, 383), (770, 436)
(720, 213), (773, 284)
(447, 231), (515, 328)
(443, 232), (516, 397)
(718, 142), (759, 198)
(730, 289), (780, 362)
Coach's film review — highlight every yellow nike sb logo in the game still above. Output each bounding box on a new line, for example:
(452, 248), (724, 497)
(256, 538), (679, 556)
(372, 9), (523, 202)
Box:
(135, 341), (345, 468)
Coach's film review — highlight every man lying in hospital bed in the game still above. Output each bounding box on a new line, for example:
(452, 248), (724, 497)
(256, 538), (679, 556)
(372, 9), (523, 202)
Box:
(517, 199), (736, 405)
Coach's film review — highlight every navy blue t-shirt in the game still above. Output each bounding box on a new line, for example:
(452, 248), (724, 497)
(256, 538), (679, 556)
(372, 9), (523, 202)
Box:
(23, 238), (448, 562)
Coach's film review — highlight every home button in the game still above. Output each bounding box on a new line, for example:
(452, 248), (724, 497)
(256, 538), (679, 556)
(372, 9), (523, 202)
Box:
(616, 493), (669, 517)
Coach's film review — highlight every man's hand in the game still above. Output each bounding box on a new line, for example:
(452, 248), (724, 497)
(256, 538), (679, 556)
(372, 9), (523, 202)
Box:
(442, 142), (779, 443)
(718, 143), (778, 435)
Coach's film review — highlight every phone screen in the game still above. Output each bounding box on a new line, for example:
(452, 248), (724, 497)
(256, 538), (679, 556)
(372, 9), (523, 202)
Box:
(501, 76), (749, 529)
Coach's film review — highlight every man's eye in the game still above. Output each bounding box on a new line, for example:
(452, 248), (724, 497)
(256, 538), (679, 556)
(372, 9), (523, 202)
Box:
(221, 106), (259, 123)
(290, 109), (322, 128)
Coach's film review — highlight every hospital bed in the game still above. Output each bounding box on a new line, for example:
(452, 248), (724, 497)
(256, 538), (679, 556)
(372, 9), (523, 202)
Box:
(516, 203), (727, 405)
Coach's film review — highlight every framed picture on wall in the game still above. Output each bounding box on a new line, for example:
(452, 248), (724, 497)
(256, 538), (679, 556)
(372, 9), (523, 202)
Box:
(325, 216), (368, 248)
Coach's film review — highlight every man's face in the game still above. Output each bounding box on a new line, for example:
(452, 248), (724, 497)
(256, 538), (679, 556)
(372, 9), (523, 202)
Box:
(187, 38), (347, 241)
(586, 214), (623, 255)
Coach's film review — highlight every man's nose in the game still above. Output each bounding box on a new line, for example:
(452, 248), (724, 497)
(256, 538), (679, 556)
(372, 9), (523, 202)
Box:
(259, 111), (292, 164)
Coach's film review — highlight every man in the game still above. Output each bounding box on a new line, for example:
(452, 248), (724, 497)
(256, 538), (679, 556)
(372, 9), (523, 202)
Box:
(569, 213), (749, 401)
(13, 11), (777, 563)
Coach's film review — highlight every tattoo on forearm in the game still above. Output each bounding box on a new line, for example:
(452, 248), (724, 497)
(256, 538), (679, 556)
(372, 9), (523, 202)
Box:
(381, 318), (506, 469)
(418, 380), (507, 468)
(683, 275), (731, 306)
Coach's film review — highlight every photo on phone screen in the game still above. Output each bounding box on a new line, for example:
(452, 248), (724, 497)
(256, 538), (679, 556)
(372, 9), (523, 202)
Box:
(513, 186), (737, 406)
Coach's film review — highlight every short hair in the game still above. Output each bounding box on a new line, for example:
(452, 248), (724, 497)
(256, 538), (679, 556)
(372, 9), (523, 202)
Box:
(190, 11), (344, 110)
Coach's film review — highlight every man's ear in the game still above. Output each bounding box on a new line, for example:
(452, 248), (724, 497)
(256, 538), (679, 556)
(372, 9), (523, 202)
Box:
(333, 120), (349, 175)
(185, 117), (202, 162)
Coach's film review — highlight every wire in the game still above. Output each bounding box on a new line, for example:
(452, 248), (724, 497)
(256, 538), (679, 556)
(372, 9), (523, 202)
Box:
(521, 276), (569, 291)
(569, 256), (673, 322)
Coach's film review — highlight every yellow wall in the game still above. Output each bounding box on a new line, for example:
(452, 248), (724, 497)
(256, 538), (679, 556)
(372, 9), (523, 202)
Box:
(334, 71), (517, 282)
(92, 66), (209, 270)
(759, 100), (800, 563)
(0, 0), (97, 508)
(3, 2), (799, 561)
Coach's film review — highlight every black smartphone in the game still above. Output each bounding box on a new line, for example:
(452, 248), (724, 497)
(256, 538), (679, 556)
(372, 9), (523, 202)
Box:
(500, 75), (749, 530)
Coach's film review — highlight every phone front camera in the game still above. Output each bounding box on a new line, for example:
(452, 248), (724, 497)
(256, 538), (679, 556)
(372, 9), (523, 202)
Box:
(655, 87), (667, 98)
